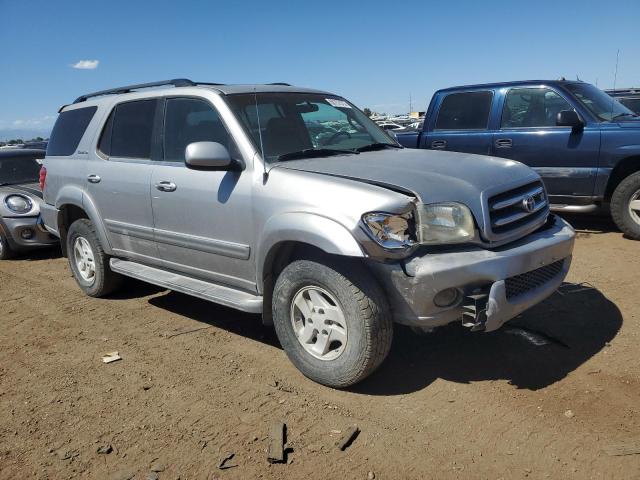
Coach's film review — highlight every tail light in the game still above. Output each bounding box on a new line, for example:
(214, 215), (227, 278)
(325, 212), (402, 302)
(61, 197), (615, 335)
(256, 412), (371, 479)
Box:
(39, 166), (47, 191)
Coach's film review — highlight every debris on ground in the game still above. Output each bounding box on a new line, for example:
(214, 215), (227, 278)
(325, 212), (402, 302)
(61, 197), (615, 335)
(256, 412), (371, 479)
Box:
(267, 421), (285, 463)
(150, 461), (166, 472)
(102, 351), (122, 364)
(556, 282), (596, 295)
(336, 425), (360, 451)
(504, 327), (569, 348)
(163, 326), (211, 339)
(564, 410), (575, 418)
(603, 441), (640, 456)
(218, 452), (237, 470)
(367, 471), (376, 479)
(96, 444), (113, 454)
(145, 472), (159, 480)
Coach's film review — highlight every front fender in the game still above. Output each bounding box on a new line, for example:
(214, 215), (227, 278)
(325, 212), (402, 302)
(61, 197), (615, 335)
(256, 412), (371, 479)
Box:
(256, 212), (365, 289)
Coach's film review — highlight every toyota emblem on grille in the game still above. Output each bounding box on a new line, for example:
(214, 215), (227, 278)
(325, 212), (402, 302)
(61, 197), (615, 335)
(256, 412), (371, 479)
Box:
(522, 195), (536, 212)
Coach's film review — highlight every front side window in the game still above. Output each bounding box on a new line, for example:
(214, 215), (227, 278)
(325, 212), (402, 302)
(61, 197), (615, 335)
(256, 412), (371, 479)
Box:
(47, 106), (97, 156)
(99, 99), (157, 159)
(225, 93), (395, 162)
(435, 91), (493, 130)
(565, 83), (636, 122)
(163, 98), (233, 162)
(501, 88), (572, 128)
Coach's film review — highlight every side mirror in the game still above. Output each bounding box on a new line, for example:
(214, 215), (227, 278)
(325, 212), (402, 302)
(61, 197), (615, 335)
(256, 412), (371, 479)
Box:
(185, 141), (236, 169)
(556, 110), (584, 129)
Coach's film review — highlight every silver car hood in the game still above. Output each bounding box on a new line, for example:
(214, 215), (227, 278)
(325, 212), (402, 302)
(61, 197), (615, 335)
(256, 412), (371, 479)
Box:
(275, 148), (539, 218)
(0, 182), (43, 199)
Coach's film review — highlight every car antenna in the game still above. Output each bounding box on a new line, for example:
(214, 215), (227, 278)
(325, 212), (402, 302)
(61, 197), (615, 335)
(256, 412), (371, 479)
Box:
(254, 88), (268, 180)
(611, 49), (620, 121)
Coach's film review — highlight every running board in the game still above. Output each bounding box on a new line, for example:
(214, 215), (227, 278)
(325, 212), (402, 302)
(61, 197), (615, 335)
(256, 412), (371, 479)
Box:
(549, 203), (600, 213)
(109, 259), (263, 313)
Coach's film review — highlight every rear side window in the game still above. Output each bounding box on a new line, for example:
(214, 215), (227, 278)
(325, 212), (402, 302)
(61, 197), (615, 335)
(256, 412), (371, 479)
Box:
(47, 106), (97, 156)
(98, 99), (157, 159)
(435, 91), (493, 130)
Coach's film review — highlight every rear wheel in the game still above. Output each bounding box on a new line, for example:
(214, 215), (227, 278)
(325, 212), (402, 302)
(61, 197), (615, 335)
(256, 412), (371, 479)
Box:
(67, 219), (123, 297)
(611, 171), (640, 240)
(272, 259), (393, 388)
(0, 231), (14, 260)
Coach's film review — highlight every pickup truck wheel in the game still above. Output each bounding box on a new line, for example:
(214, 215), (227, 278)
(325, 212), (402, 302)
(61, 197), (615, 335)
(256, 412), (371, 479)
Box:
(0, 231), (14, 260)
(272, 259), (393, 388)
(611, 171), (640, 240)
(67, 219), (123, 297)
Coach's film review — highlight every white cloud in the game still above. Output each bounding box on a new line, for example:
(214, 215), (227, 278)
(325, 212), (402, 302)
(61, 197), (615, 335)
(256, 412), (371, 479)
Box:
(71, 59), (99, 70)
(11, 116), (54, 127)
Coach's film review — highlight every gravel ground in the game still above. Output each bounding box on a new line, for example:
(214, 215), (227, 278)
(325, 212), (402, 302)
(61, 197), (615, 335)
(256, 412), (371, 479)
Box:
(1, 214), (638, 480)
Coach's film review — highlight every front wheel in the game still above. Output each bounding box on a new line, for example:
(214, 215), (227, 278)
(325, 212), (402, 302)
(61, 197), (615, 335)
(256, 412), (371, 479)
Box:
(272, 259), (393, 388)
(611, 171), (640, 240)
(66, 218), (123, 297)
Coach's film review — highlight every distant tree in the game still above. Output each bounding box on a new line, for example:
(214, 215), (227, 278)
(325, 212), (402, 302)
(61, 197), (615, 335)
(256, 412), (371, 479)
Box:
(363, 108), (372, 117)
(35, 137), (44, 141)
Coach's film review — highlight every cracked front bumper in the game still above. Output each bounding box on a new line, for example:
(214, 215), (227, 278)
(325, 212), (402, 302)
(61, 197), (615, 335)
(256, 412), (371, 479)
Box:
(368, 215), (575, 332)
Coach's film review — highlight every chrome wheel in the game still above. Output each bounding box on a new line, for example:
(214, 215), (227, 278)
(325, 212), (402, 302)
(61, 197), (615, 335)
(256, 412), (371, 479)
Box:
(290, 286), (348, 361)
(629, 189), (640, 225)
(73, 236), (96, 283)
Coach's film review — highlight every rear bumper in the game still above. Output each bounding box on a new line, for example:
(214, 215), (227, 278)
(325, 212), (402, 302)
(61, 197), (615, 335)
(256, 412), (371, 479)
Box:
(368, 215), (575, 332)
(1, 215), (59, 250)
(40, 202), (60, 236)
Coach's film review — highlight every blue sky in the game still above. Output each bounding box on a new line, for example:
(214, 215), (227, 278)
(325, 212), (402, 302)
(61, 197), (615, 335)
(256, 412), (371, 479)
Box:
(1, 0), (639, 139)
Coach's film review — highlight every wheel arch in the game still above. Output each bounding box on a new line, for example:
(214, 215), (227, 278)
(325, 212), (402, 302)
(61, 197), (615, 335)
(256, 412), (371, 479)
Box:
(605, 155), (640, 201)
(57, 197), (111, 257)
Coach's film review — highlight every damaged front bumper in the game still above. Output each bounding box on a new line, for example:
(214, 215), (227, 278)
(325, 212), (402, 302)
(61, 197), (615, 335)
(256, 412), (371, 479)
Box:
(368, 215), (575, 332)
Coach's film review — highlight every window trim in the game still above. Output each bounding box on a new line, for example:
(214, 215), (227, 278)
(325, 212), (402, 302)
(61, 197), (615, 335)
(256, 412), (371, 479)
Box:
(433, 90), (494, 131)
(95, 98), (161, 162)
(499, 86), (576, 131)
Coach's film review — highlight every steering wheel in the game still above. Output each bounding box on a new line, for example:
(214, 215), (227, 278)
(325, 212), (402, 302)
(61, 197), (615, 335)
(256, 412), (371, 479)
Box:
(326, 131), (352, 144)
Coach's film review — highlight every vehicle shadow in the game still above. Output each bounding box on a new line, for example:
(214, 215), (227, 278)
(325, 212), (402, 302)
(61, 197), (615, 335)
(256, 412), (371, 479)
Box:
(8, 246), (62, 261)
(353, 283), (622, 395)
(557, 212), (619, 234)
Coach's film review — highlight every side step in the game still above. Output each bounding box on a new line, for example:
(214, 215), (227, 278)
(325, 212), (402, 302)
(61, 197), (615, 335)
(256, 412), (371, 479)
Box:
(110, 259), (263, 314)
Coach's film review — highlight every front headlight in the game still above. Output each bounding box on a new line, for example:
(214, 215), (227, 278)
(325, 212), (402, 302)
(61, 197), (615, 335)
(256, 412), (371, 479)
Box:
(417, 202), (475, 244)
(5, 195), (33, 214)
(362, 212), (416, 249)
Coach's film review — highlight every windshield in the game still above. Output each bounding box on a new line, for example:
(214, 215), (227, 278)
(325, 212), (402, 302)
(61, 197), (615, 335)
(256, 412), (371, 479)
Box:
(0, 155), (42, 185)
(565, 83), (637, 122)
(225, 92), (397, 162)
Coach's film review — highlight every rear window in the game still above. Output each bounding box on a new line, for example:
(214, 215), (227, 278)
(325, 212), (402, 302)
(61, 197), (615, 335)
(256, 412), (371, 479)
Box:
(435, 91), (493, 130)
(47, 106), (97, 156)
(98, 99), (157, 159)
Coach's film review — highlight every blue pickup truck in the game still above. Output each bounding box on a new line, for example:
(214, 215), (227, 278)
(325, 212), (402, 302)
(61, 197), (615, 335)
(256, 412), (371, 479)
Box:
(395, 80), (640, 239)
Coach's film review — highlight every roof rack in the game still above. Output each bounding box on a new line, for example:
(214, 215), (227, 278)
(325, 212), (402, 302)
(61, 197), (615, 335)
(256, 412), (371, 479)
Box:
(73, 78), (199, 104)
(268, 82), (291, 86)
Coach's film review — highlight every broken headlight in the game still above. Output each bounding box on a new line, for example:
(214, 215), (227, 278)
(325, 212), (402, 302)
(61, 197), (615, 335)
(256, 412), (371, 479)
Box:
(362, 212), (416, 250)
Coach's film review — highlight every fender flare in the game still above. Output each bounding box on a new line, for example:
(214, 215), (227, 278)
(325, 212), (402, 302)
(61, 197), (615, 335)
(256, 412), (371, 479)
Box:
(256, 212), (365, 291)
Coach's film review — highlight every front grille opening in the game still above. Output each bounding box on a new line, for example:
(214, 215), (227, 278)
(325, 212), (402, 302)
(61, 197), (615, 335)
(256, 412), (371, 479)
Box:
(487, 180), (548, 238)
(505, 259), (565, 300)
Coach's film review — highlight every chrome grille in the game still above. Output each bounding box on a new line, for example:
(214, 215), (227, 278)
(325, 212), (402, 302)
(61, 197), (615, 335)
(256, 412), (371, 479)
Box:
(505, 259), (565, 300)
(488, 181), (548, 236)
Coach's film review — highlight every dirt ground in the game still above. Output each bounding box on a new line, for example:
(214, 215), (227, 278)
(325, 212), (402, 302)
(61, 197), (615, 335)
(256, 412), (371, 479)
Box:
(1, 214), (639, 480)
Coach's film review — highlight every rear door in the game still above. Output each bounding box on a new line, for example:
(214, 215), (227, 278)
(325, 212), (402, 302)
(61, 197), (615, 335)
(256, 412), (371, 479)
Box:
(422, 90), (494, 154)
(87, 99), (160, 264)
(491, 86), (600, 198)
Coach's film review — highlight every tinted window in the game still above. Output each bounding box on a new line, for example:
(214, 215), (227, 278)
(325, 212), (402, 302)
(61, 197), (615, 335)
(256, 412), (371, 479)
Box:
(47, 106), (97, 156)
(0, 154), (43, 184)
(100, 100), (157, 159)
(163, 98), (234, 162)
(435, 91), (492, 130)
(619, 97), (640, 114)
(502, 88), (572, 128)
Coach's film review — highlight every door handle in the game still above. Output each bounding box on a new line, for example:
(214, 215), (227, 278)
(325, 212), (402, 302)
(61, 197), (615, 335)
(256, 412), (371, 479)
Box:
(155, 181), (177, 192)
(495, 138), (513, 148)
(431, 140), (447, 149)
(87, 174), (101, 183)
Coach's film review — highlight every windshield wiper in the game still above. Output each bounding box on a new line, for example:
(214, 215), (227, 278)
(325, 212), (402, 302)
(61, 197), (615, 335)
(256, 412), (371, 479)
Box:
(355, 142), (402, 152)
(276, 148), (358, 162)
(612, 112), (638, 120)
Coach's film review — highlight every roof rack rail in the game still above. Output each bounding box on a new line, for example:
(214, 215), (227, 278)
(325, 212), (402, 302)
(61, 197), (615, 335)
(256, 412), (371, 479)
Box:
(73, 78), (197, 104)
(268, 82), (291, 86)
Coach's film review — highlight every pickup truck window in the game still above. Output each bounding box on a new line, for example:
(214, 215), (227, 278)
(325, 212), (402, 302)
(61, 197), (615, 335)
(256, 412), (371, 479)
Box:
(501, 88), (571, 128)
(566, 83), (636, 122)
(225, 93), (394, 162)
(163, 98), (234, 162)
(435, 91), (492, 130)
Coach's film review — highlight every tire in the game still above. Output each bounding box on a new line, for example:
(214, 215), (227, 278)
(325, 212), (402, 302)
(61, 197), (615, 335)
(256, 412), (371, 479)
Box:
(66, 218), (123, 297)
(0, 231), (14, 260)
(272, 259), (393, 388)
(611, 171), (640, 240)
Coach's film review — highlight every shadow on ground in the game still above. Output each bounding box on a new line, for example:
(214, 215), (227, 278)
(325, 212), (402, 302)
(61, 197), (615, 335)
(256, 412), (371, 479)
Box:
(557, 213), (619, 234)
(354, 283), (622, 395)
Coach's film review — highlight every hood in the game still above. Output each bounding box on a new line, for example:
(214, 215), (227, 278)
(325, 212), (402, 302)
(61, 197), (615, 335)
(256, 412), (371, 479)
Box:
(0, 182), (43, 199)
(274, 148), (539, 220)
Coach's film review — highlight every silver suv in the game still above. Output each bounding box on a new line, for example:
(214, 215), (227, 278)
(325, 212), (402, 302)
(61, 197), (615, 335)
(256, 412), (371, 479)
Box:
(41, 79), (576, 387)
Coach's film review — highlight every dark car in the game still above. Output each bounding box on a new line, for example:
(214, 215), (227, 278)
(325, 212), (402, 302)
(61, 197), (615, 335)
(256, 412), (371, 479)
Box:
(606, 88), (640, 115)
(0, 149), (58, 259)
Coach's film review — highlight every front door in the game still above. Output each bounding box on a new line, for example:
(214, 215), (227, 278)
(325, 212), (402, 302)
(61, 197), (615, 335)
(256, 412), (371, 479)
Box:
(150, 97), (256, 292)
(87, 99), (160, 264)
(491, 87), (600, 199)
